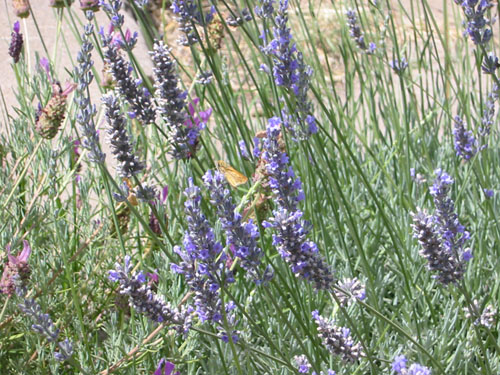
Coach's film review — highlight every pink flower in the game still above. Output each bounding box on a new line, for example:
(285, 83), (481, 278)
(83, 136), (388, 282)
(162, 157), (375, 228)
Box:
(154, 359), (176, 375)
(0, 240), (31, 296)
(184, 98), (212, 129)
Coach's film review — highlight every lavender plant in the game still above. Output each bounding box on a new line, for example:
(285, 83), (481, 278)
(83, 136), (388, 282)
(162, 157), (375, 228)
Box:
(2, 0), (500, 373)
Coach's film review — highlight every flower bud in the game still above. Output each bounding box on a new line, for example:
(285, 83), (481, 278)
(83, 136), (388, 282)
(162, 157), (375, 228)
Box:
(12, 0), (30, 18)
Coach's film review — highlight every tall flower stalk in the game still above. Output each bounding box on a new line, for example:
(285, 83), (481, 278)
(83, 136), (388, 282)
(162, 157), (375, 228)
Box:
(74, 11), (105, 164)
(412, 169), (471, 285)
(171, 178), (234, 323)
(261, 0), (317, 139)
(260, 117), (334, 290)
(203, 170), (271, 284)
(151, 41), (207, 159)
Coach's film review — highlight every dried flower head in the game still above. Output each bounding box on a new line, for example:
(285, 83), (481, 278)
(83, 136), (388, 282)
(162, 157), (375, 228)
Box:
(12, 0), (30, 18)
(35, 82), (76, 139)
(80, 0), (99, 10)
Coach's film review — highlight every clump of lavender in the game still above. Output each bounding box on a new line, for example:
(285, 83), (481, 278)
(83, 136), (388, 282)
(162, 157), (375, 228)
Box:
(171, 0), (214, 46)
(8, 21), (23, 63)
(412, 170), (471, 285)
(0, 241), (31, 297)
(102, 93), (144, 178)
(18, 299), (74, 362)
(203, 170), (272, 284)
(452, 115), (477, 160)
(109, 256), (190, 333)
(392, 355), (431, 375)
(312, 310), (364, 362)
(345, 9), (376, 53)
(260, 117), (334, 290)
(74, 11), (105, 164)
(151, 41), (205, 159)
(334, 277), (366, 306)
(261, 0), (317, 139)
(454, 0), (494, 46)
(171, 178), (234, 323)
(100, 3), (155, 125)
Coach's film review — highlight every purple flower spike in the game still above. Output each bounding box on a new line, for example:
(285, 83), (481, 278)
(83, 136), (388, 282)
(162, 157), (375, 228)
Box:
(412, 169), (471, 285)
(260, 0), (317, 139)
(203, 170), (270, 284)
(453, 115), (477, 160)
(109, 256), (190, 333)
(171, 178), (233, 323)
(312, 310), (364, 362)
(151, 41), (207, 159)
(262, 117), (334, 290)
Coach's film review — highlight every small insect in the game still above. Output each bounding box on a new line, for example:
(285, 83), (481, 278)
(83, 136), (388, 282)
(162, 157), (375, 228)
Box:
(216, 160), (248, 188)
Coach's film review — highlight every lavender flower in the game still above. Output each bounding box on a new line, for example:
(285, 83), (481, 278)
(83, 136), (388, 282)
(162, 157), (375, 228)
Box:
(430, 170), (472, 262)
(479, 85), (499, 145)
(412, 171), (471, 285)
(151, 41), (206, 159)
(464, 299), (497, 328)
(392, 355), (431, 375)
(484, 188), (494, 198)
(334, 277), (366, 306)
(100, 0), (124, 28)
(203, 170), (271, 284)
(255, 0), (274, 18)
(8, 21), (23, 63)
(226, 8), (252, 27)
(171, 0), (214, 46)
(312, 310), (364, 362)
(100, 22), (155, 125)
(455, 0), (494, 45)
(481, 52), (500, 74)
(171, 178), (233, 323)
(102, 93), (145, 178)
(109, 256), (190, 333)
(18, 298), (74, 361)
(390, 57), (408, 74)
(74, 11), (105, 164)
(196, 70), (213, 85)
(262, 117), (334, 290)
(411, 210), (465, 284)
(261, 1), (317, 139)
(452, 115), (477, 160)
(54, 339), (74, 362)
(293, 354), (311, 373)
(0, 240), (31, 296)
(345, 9), (374, 52)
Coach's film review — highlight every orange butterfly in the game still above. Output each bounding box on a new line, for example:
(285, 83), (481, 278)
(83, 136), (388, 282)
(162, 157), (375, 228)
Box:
(216, 160), (248, 188)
